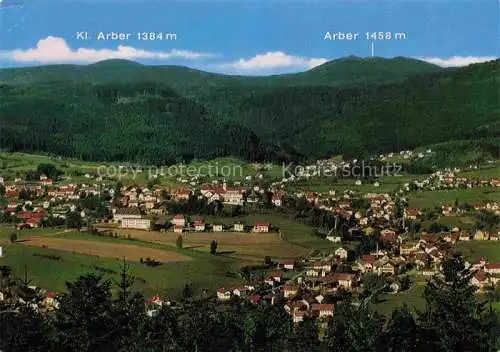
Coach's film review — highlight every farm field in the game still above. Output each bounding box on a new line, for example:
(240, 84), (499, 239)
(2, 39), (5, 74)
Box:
(104, 211), (340, 253)
(0, 237), (240, 298)
(21, 236), (192, 263)
(408, 188), (500, 208)
(209, 212), (343, 251)
(100, 227), (308, 261)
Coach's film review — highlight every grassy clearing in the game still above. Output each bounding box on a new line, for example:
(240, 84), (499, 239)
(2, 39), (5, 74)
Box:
(0, 152), (284, 186)
(0, 225), (67, 241)
(374, 281), (426, 316)
(0, 239), (239, 298)
(409, 188), (500, 208)
(459, 165), (499, 180)
(423, 216), (477, 230)
(235, 212), (342, 251)
(453, 241), (500, 262)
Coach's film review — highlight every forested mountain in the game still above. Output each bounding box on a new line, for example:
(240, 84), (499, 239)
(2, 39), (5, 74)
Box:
(0, 56), (440, 92)
(210, 59), (499, 158)
(0, 57), (498, 164)
(0, 82), (288, 164)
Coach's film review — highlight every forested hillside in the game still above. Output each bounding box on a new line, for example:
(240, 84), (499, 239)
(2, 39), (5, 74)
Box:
(0, 57), (498, 164)
(0, 83), (286, 164)
(210, 60), (499, 158)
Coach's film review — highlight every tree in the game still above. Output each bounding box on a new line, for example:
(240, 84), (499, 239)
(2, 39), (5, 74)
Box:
(112, 261), (146, 352)
(210, 240), (218, 255)
(264, 255), (273, 266)
(399, 275), (412, 291)
(362, 273), (386, 295)
(182, 283), (193, 300)
(385, 304), (420, 352)
(53, 273), (117, 352)
(176, 235), (183, 249)
(287, 316), (320, 352)
(0, 304), (52, 352)
(37, 163), (61, 180)
(65, 211), (82, 229)
(325, 300), (384, 352)
(142, 305), (180, 350)
(418, 255), (498, 351)
(10, 232), (17, 243)
(325, 301), (355, 352)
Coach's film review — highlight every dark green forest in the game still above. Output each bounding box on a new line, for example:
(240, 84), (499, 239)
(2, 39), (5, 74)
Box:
(0, 57), (498, 164)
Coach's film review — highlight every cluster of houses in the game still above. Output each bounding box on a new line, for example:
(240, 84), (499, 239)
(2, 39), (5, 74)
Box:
(111, 207), (273, 234)
(210, 225), (500, 324)
(168, 214), (271, 234)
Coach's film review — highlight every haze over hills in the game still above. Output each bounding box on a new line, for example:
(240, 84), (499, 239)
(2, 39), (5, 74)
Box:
(0, 56), (498, 165)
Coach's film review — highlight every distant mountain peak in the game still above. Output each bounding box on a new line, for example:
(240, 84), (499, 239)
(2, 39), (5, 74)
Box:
(89, 59), (143, 67)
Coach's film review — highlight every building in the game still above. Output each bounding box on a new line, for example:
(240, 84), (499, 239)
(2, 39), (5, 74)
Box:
(121, 217), (151, 230)
(194, 218), (205, 232)
(279, 260), (295, 270)
(335, 273), (355, 288)
(253, 221), (270, 233)
(172, 214), (186, 227)
(326, 235), (342, 243)
(334, 247), (348, 259)
(217, 288), (231, 301)
(474, 230), (486, 241)
(311, 304), (334, 319)
(113, 208), (141, 222)
(283, 284), (298, 298)
(272, 194), (283, 207)
(485, 263), (500, 275)
(234, 222), (245, 232)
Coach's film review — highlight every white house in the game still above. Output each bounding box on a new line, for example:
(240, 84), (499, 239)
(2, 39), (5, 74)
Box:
(335, 247), (348, 259)
(311, 304), (334, 319)
(121, 218), (151, 230)
(113, 208), (141, 222)
(217, 288), (231, 301)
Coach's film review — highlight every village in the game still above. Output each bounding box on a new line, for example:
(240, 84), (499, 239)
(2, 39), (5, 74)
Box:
(0, 153), (499, 322)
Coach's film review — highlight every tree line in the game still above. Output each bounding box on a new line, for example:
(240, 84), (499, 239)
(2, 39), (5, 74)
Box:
(0, 256), (498, 352)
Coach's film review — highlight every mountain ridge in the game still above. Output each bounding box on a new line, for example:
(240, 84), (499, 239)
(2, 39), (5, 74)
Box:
(0, 57), (498, 164)
(0, 56), (443, 90)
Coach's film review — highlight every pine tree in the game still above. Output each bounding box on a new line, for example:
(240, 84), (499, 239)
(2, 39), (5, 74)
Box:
(287, 316), (320, 352)
(52, 273), (117, 352)
(385, 304), (420, 352)
(112, 260), (146, 352)
(418, 255), (496, 351)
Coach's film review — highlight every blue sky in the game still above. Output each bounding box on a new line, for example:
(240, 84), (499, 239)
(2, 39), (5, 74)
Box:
(0, 0), (498, 74)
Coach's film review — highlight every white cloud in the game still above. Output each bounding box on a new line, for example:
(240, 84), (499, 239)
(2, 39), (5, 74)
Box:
(419, 56), (497, 67)
(0, 36), (215, 63)
(219, 51), (328, 73)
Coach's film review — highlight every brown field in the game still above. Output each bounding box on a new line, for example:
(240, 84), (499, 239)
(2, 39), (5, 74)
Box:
(98, 228), (308, 261)
(21, 237), (193, 263)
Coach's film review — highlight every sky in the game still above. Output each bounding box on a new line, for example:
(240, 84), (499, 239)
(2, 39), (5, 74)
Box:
(0, 0), (498, 75)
